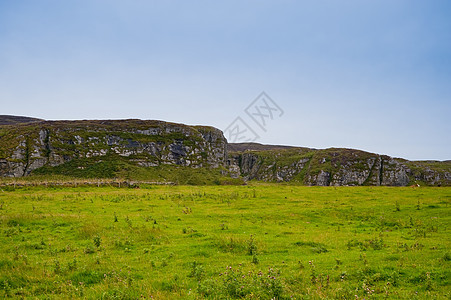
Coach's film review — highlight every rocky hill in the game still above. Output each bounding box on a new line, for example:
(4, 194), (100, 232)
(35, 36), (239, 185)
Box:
(227, 144), (451, 186)
(0, 119), (227, 183)
(0, 117), (449, 186)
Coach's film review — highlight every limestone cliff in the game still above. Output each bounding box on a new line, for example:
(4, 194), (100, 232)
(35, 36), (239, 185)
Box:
(0, 119), (227, 178)
(227, 144), (451, 186)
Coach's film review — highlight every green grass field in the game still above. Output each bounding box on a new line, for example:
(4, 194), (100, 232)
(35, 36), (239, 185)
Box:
(0, 185), (449, 299)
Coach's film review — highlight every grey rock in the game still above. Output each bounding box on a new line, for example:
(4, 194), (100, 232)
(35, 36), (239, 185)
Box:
(0, 120), (228, 177)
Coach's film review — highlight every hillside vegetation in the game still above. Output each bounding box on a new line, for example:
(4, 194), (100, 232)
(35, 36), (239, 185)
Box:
(0, 115), (43, 126)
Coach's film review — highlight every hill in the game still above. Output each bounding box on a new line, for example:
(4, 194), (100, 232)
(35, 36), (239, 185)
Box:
(0, 117), (449, 186)
(227, 142), (304, 152)
(227, 145), (451, 186)
(0, 115), (43, 125)
(0, 119), (233, 184)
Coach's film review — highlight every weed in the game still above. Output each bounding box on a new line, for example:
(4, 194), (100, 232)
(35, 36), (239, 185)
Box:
(334, 258), (342, 269)
(247, 234), (258, 255)
(182, 207), (192, 214)
(0, 279), (11, 296)
(252, 254), (259, 264)
(84, 246), (95, 254)
(425, 272), (433, 291)
(93, 235), (101, 248)
(360, 253), (368, 266)
(53, 259), (61, 274)
(67, 257), (77, 271)
(188, 261), (205, 281)
(125, 216), (132, 227)
(309, 260), (317, 284)
(361, 235), (385, 250)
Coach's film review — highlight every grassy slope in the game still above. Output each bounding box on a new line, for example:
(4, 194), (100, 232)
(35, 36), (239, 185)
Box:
(30, 154), (240, 185)
(0, 185), (449, 299)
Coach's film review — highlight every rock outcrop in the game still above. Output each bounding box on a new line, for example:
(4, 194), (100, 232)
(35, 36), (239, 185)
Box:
(0, 119), (227, 177)
(227, 144), (451, 186)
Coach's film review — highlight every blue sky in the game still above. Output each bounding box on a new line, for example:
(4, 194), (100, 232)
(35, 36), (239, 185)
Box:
(1, 0), (450, 160)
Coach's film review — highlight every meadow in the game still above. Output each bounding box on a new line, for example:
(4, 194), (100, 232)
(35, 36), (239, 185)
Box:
(0, 184), (449, 299)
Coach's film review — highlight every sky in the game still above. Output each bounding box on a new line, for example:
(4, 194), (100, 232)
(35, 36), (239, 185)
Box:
(1, 0), (450, 160)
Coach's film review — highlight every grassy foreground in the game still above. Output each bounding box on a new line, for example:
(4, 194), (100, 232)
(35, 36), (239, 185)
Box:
(0, 185), (449, 299)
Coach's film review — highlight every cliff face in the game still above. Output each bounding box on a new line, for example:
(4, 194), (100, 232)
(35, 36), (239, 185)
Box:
(0, 120), (227, 177)
(227, 145), (451, 186)
(0, 118), (449, 186)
